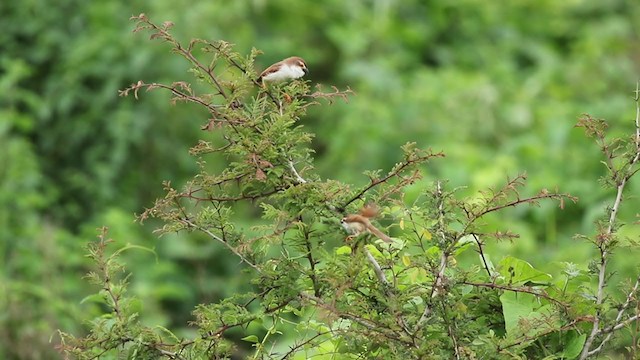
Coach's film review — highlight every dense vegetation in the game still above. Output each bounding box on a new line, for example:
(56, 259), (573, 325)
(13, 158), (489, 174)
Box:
(2, 1), (640, 359)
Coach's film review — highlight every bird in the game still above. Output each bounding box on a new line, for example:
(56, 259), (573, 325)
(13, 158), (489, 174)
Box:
(340, 204), (392, 243)
(258, 56), (308, 83)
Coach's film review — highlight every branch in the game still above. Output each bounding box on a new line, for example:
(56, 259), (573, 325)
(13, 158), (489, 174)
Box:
(131, 15), (229, 99)
(340, 150), (444, 211)
(461, 282), (568, 309)
(586, 275), (640, 357)
(181, 219), (261, 273)
(298, 292), (412, 345)
(416, 250), (448, 330)
(363, 244), (413, 338)
(277, 330), (334, 359)
(363, 246), (389, 286)
(498, 318), (586, 352)
(301, 218), (321, 298)
(180, 187), (284, 203)
(467, 185), (576, 224)
(579, 85), (640, 359)
(472, 234), (493, 278)
(288, 158), (307, 184)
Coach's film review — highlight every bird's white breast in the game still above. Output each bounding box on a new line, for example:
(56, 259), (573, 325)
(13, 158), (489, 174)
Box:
(262, 64), (305, 82)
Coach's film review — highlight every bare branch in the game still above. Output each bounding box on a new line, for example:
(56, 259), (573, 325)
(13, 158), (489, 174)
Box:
(341, 150), (444, 211)
(181, 219), (261, 273)
(363, 247), (388, 286)
(579, 84), (640, 359)
(287, 158), (307, 184)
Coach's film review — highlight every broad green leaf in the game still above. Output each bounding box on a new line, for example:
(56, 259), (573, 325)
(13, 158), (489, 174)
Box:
(498, 256), (552, 285)
(401, 254), (411, 266)
(561, 330), (586, 359)
(500, 292), (536, 336)
(500, 292), (553, 337)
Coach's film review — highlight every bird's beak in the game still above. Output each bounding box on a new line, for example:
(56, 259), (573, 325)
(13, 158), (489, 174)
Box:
(303, 67), (309, 74)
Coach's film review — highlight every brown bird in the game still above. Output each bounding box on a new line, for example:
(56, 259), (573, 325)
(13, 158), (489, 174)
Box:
(340, 204), (392, 243)
(258, 56), (308, 83)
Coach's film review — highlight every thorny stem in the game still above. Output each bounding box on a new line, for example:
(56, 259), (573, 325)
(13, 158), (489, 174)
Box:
(363, 246), (388, 286)
(462, 282), (568, 309)
(340, 151), (444, 212)
(181, 218), (262, 273)
(298, 292), (414, 345)
(498, 318), (585, 352)
(473, 234), (493, 278)
(586, 276), (640, 357)
(579, 84), (640, 359)
(416, 181), (448, 330)
(301, 218), (321, 298)
(276, 330), (335, 359)
(288, 158), (307, 184)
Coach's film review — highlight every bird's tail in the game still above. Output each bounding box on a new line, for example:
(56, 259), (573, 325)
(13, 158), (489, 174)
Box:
(367, 224), (392, 243)
(359, 204), (379, 219)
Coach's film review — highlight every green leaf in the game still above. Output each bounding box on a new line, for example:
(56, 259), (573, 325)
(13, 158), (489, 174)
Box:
(500, 292), (536, 336)
(425, 246), (440, 259)
(241, 335), (259, 343)
(561, 330), (586, 359)
(335, 246), (352, 255)
(500, 292), (552, 337)
(498, 256), (552, 285)
(79, 293), (107, 305)
(364, 244), (383, 258)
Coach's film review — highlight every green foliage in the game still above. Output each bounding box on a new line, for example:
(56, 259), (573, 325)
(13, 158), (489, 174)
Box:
(58, 16), (640, 359)
(3, 1), (640, 359)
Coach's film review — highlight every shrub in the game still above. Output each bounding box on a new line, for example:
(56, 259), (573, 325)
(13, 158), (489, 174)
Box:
(58, 15), (640, 359)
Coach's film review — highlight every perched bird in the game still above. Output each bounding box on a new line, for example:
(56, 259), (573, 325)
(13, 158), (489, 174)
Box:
(340, 204), (392, 243)
(258, 56), (308, 83)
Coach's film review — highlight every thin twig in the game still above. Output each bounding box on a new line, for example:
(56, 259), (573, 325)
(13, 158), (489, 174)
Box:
(301, 218), (321, 297)
(588, 314), (640, 356)
(461, 282), (568, 308)
(415, 251), (447, 330)
(288, 158), (307, 184)
(363, 246), (388, 286)
(298, 292), (412, 344)
(586, 276), (640, 356)
(277, 330), (334, 359)
(182, 219), (261, 273)
(580, 84), (640, 359)
(340, 151), (444, 211)
(498, 318), (585, 352)
(473, 234), (493, 278)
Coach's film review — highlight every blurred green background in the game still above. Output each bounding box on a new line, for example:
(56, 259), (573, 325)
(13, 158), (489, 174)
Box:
(2, 0), (640, 358)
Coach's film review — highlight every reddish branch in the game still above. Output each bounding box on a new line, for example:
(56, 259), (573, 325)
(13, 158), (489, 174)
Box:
(461, 281), (568, 309)
(340, 150), (444, 211)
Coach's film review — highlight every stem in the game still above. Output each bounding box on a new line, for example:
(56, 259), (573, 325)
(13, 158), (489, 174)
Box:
(363, 246), (389, 286)
(182, 219), (262, 273)
(473, 234), (493, 278)
(288, 158), (307, 184)
(579, 84), (640, 359)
